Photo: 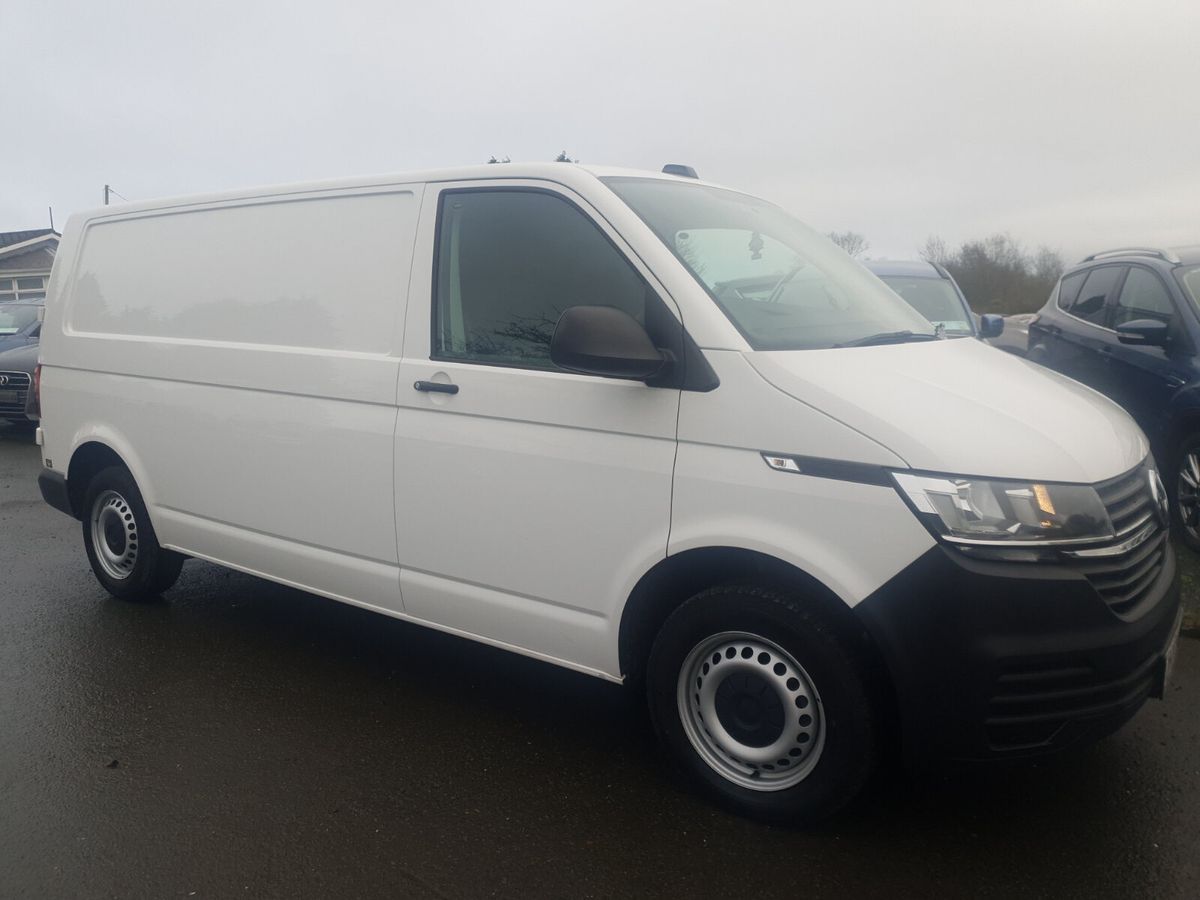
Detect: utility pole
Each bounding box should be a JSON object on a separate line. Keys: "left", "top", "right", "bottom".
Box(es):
{"left": 104, "top": 184, "right": 110, "bottom": 206}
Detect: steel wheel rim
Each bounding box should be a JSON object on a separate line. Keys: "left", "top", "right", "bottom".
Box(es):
{"left": 677, "top": 631, "right": 825, "bottom": 792}
{"left": 90, "top": 490, "right": 139, "bottom": 580}
{"left": 1179, "top": 451, "right": 1200, "bottom": 538}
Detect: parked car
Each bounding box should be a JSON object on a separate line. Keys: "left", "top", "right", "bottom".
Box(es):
{"left": 0, "top": 299, "right": 43, "bottom": 353}
{"left": 863, "top": 259, "right": 1003, "bottom": 340}
{"left": 36, "top": 165, "right": 1181, "bottom": 824}
{"left": 988, "top": 311, "right": 1037, "bottom": 357}
{"left": 1027, "top": 246, "right": 1200, "bottom": 549}
{"left": 0, "top": 339, "right": 39, "bottom": 425}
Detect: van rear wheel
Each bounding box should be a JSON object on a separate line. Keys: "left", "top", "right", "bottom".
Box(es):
{"left": 646, "top": 585, "right": 881, "bottom": 824}
{"left": 82, "top": 466, "right": 184, "bottom": 600}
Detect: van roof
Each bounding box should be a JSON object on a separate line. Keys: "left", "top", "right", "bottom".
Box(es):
{"left": 70, "top": 164, "right": 731, "bottom": 222}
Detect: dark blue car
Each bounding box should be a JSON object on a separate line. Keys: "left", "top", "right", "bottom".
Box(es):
{"left": 1028, "top": 246, "right": 1200, "bottom": 548}
{"left": 0, "top": 300, "right": 43, "bottom": 354}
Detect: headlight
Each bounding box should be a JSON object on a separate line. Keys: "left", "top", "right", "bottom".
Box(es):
{"left": 892, "top": 472, "right": 1112, "bottom": 547}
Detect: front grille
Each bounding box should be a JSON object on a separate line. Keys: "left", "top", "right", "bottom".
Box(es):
{"left": 0, "top": 371, "right": 30, "bottom": 415}
{"left": 1064, "top": 462, "right": 1169, "bottom": 618}
{"left": 1095, "top": 464, "right": 1157, "bottom": 536}
{"left": 1073, "top": 529, "right": 1168, "bottom": 617}
{"left": 986, "top": 651, "right": 1160, "bottom": 750}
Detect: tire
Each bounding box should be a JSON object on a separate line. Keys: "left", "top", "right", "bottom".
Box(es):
{"left": 81, "top": 465, "right": 184, "bottom": 600}
{"left": 646, "top": 585, "right": 882, "bottom": 825}
{"left": 1171, "top": 432, "right": 1200, "bottom": 553}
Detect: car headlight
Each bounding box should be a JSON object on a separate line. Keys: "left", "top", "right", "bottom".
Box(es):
{"left": 892, "top": 472, "right": 1112, "bottom": 549}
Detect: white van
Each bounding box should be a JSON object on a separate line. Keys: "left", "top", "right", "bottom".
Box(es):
{"left": 35, "top": 164, "right": 1182, "bottom": 822}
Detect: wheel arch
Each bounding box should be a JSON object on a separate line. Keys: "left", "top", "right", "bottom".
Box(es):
{"left": 1165, "top": 403, "right": 1200, "bottom": 459}
{"left": 617, "top": 547, "right": 894, "bottom": 701}
{"left": 65, "top": 435, "right": 150, "bottom": 520}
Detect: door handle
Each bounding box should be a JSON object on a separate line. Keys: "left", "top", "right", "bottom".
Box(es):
{"left": 413, "top": 380, "right": 459, "bottom": 395}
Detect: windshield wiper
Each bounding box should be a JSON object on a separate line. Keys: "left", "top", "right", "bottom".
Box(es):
{"left": 834, "top": 330, "right": 941, "bottom": 348}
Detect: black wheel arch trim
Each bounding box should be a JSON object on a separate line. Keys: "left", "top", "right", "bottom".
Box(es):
{"left": 38, "top": 468, "right": 74, "bottom": 518}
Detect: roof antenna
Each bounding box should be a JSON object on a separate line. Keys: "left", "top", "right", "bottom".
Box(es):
{"left": 48, "top": 206, "right": 55, "bottom": 231}
{"left": 662, "top": 164, "right": 699, "bottom": 179}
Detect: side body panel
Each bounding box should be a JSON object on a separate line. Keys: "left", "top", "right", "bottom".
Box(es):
{"left": 670, "top": 350, "right": 937, "bottom": 607}
{"left": 41, "top": 186, "right": 423, "bottom": 613}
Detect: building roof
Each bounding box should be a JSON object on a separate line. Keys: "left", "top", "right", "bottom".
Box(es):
{"left": 0, "top": 229, "right": 58, "bottom": 250}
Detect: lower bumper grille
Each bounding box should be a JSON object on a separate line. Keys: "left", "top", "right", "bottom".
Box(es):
{"left": 986, "top": 651, "right": 1161, "bottom": 750}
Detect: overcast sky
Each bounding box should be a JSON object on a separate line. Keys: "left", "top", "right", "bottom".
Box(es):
{"left": 3, "top": 0, "right": 1197, "bottom": 262}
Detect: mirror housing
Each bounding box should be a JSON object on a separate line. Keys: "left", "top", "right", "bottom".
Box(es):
{"left": 978, "top": 314, "right": 1004, "bottom": 339}
{"left": 551, "top": 306, "right": 667, "bottom": 380}
{"left": 1116, "top": 319, "right": 1169, "bottom": 347}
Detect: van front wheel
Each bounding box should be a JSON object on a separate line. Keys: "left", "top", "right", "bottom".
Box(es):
{"left": 82, "top": 466, "right": 184, "bottom": 600}
{"left": 646, "top": 585, "right": 881, "bottom": 824}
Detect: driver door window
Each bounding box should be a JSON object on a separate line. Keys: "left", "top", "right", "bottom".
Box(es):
{"left": 1113, "top": 267, "right": 1174, "bottom": 328}
{"left": 433, "top": 190, "right": 651, "bottom": 370}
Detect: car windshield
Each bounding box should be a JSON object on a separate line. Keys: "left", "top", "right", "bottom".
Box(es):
{"left": 875, "top": 275, "right": 974, "bottom": 336}
{"left": 0, "top": 305, "right": 40, "bottom": 335}
{"left": 604, "top": 177, "right": 934, "bottom": 350}
{"left": 1176, "top": 266, "right": 1200, "bottom": 308}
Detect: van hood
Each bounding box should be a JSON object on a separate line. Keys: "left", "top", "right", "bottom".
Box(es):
{"left": 748, "top": 339, "right": 1148, "bottom": 484}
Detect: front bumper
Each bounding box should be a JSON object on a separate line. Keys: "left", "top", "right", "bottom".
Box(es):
{"left": 854, "top": 537, "right": 1180, "bottom": 763}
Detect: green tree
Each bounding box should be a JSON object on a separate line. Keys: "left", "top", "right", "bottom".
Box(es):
{"left": 922, "top": 233, "right": 1063, "bottom": 315}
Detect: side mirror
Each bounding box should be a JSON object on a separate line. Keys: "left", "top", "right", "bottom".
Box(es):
{"left": 1116, "top": 319, "right": 1169, "bottom": 347}
{"left": 551, "top": 306, "right": 667, "bottom": 380}
{"left": 978, "top": 314, "right": 1004, "bottom": 339}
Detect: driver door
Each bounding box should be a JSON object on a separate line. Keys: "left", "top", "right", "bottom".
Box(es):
{"left": 392, "top": 182, "right": 683, "bottom": 676}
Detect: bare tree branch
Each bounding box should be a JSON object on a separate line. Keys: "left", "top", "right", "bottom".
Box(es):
{"left": 827, "top": 230, "right": 870, "bottom": 258}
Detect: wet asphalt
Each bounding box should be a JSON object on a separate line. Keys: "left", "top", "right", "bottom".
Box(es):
{"left": 1, "top": 424, "right": 1198, "bottom": 899}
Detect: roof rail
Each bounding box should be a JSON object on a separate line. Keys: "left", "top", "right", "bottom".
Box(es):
{"left": 1080, "top": 247, "right": 1181, "bottom": 264}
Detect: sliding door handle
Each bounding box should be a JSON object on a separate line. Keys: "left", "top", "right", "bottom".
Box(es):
{"left": 413, "top": 380, "right": 459, "bottom": 395}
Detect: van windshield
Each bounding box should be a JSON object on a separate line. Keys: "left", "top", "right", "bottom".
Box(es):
{"left": 604, "top": 177, "right": 934, "bottom": 350}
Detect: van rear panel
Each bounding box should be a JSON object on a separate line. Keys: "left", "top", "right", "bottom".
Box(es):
{"left": 66, "top": 190, "right": 418, "bottom": 352}
{"left": 40, "top": 187, "right": 422, "bottom": 600}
